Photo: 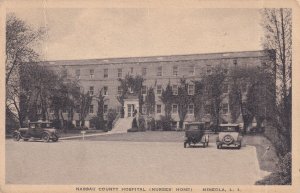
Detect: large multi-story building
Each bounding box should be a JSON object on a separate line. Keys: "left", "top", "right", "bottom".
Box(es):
{"left": 43, "top": 50, "right": 275, "bottom": 128}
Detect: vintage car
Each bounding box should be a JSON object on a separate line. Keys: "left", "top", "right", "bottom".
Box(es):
{"left": 216, "top": 124, "right": 242, "bottom": 149}
{"left": 12, "top": 121, "right": 59, "bottom": 142}
{"left": 184, "top": 122, "right": 209, "bottom": 148}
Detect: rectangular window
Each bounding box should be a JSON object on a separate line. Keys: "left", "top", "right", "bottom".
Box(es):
{"left": 172, "top": 85, "right": 178, "bottom": 95}
{"left": 157, "top": 66, "right": 162, "bottom": 76}
{"left": 103, "top": 86, "right": 108, "bottom": 96}
{"left": 89, "top": 86, "right": 94, "bottom": 96}
{"left": 222, "top": 84, "right": 228, "bottom": 94}
{"left": 104, "top": 104, "right": 108, "bottom": 114}
{"left": 89, "top": 105, "right": 94, "bottom": 114}
{"left": 141, "top": 86, "right": 147, "bottom": 95}
{"left": 130, "top": 67, "right": 134, "bottom": 74}
{"left": 104, "top": 69, "right": 108, "bottom": 78}
{"left": 117, "top": 86, "right": 122, "bottom": 95}
{"left": 118, "top": 68, "right": 122, "bottom": 78}
{"left": 188, "top": 104, "right": 194, "bottom": 114}
{"left": 75, "top": 69, "right": 80, "bottom": 79}
{"left": 222, "top": 103, "right": 229, "bottom": 114}
{"left": 206, "top": 65, "right": 212, "bottom": 75}
{"left": 156, "top": 104, "right": 162, "bottom": 114}
{"left": 173, "top": 66, "right": 178, "bottom": 76}
{"left": 90, "top": 69, "right": 94, "bottom": 79}
{"left": 157, "top": 85, "right": 162, "bottom": 95}
{"left": 49, "top": 108, "right": 54, "bottom": 114}
{"left": 172, "top": 104, "right": 178, "bottom": 114}
{"left": 142, "top": 67, "right": 147, "bottom": 76}
{"left": 233, "top": 59, "right": 237, "bottom": 66}
{"left": 188, "top": 85, "right": 195, "bottom": 95}
{"left": 62, "top": 109, "right": 68, "bottom": 113}
{"left": 189, "top": 65, "right": 195, "bottom": 76}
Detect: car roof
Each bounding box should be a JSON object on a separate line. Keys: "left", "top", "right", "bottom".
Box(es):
{"left": 219, "top": 124, "right": 239, "bottom": 127}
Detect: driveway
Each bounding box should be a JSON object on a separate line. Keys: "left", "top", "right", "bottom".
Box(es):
{"left": 6, "top": 140, "right": 267, "bottom": 185}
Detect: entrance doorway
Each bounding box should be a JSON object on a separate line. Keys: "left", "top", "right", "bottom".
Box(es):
{"left": 127, "top": 104, "right": 135, "bottom": 117}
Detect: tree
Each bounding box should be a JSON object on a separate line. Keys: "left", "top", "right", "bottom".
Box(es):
{"left": 94, "top": 88, "right": 106, "bottom": 130}
{"left": 193, "top": 80, "right": 205, "bottom": 121}
{"left": 203, "top": 68, "right": 227, "bottom": 130}
{"left": 261, "top": 8, "right": 292, "bottom": 154}
{"left": 6, "top": 14, "right": 45, "bottom": 126}
{"left": 78, "top": 92, "right": 93, "bottom": 126}
{"left": 145, "top": 87, "right": 156, "bottom": 116}
{"left": 160, "top": 81, "right": 173, "bottom": 119}
{"left": 175, "top": 79, "right": 193, "bottom": 129}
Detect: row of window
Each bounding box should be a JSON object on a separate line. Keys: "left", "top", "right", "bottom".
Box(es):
{"left": 74, "top": 59, "right": 246, "bottom": 79}
{"left": 87, "top": 83, "right": 248, "bottom": 97}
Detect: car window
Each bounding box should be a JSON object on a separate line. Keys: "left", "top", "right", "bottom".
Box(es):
{"left": 187, "top": 125, "right": 199, "bottom": 130}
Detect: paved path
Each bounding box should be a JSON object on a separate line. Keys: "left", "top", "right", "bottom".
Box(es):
{"left": 6, "top": 140, "right": 268, "bottom": 185}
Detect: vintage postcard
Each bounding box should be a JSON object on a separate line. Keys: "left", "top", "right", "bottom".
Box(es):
{"left": 0, "top": 0, "right": 299, "bottom": 192}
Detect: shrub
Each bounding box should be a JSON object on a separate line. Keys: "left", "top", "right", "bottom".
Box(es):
{"left": 256, "top": 152, "right": 291, "bottom": 185}
{"left": 146, "top": 117, "right": 155, "bottom": 130}
{"left": 90, "top": 116, "right": 106, "bottom": 131}
{"left": 107, "top": 109, "right": 117, "bottom": 131}
{"left": 138, "top": 116, "right": 146, "bottom": 131}
{"left": 160, "top": 116, "right": 173, "bottom": 131}
{"left": 132, "top": 117, "right": 138, "bottom": 128}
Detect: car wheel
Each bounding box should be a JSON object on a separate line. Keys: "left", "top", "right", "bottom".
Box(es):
{"left": 184, "top": 142, "right": 187, "bottom": 148}
{"left": 23, "top": 138, "right": 29, "bottom": 141}
{"left": 42, "top": 133, "right": 50, "bottom": 142}
{"left": 13, "top": 133, "right": 20, "bottom": 141}
{"left": 52, "top": 135, "right": 59, "bottom": 142}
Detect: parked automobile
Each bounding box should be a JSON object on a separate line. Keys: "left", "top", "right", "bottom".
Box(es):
{"left": 216, "top": 124, "right": 242, "bottom": 149}
{"left": 12, "top": 121, "right": 59, "bottom": 142}
{"left": 184, "top": 122, "right": 209, "bottom": 148}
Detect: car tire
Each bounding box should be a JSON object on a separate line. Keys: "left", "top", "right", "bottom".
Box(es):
{"left": 23, "top": 138, "right": 29, "bottom": 141}
{"left": 13, "top": 133, "right": 20, "bottom": 141}
{"left": 42, "top": 133, "right": 50, "bottom": 142}
{"left": 184, "top": 142, "right": 187, "bottom": 148}
{"left": 52, "top": 135, "right": 59, "bottom": 142}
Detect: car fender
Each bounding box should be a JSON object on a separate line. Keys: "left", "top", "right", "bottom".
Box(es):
{"left": 201, "top": 134, "right": 209, "bottom": 143}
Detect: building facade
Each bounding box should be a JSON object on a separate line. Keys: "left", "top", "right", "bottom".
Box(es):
{"left": 43, "top": 50, "right": 275, "bottom": 128}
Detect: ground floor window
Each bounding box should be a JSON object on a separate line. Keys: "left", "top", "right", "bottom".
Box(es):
{"left": 104, "top": 104, "right": 108, "bottom": 114}
{"left": 89, "top": 105, "right": 94, "bottom": 114}
{"left": 188, "top": 104, "right": 194, "bottom": 114}
{"left": 222, "top": 103, "right": 229, "bottom": 114}
{"left": 172, "top": 104, "right": 178, "bottom": 114}
{"left": 156, "top": 104, "right": 162, "bottom": 114}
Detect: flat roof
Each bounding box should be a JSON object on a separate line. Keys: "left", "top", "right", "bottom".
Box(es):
{"left": 40, "top": 50, "right": 272, "bottom": 67}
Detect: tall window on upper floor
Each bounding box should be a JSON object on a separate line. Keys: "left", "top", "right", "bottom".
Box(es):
{"left": 118, "top": 68, "right": 122, "bottom": 78}
{"left": 90, "top": 69, "right": 94, "bottom": 79}
{"left": 117, "top": 86, "right": 122, "bottom": 95}
{"left": 130, "top": 67, "right": 134, "bottom": 74}
{"left": 157, "top": 66, "right": 162, "bottom": 76}
{"left": 172, "top": 104, "right": 178, "bottom": 114}
{"left": 188, "top": 84, "right": 195, "bottom": 95}
{"left": 89, "top": 105, "right": 94, "bottom": 114}
{"left": 104, "top": 69, "right": 108, "bottom": 78}
{"left": 173, "top": 66, "right": 178, "bottom": 76}
{"left": 89, "top": 86, "right": 94, "bottom": 96}
{"left": 204, "top": 104, "right": 211, "bottom": 114}
{"left": 222, "top": 103, "right": 229, "bottom": 114}
{"left": 103, "top": 104, "right": 108, "bottom": 114}
{"left": 103, "top": 86, "right": 108, "bottom": 96}
{"left": 206, "top": 64, "right": 212, "bottom": 75}
{"left": 172, "top": 85, "right": 178, "bottom": 95}
{"left": 189, "top": 65, "right": 195, "bottom": 76}
{"left": 241, "top": 83, "right": 247, "bottom": 93}
{"left": 142, "top": 67, "right": 147, "bottom": 76}
{"left": 75, "top": 69, "right": 80, "bottom": 79}
{"left": 233, "top": 59, "right": 237, "bottom": 66}
{"left": 188, "top": 104, "right": 194, "bottom": 114}
{"left": 157, "top": 85, "right": 162, "bottom": 95}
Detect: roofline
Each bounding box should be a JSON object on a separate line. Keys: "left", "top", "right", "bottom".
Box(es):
{"left": 40, "top": 49, "right": 273, "bottom": 65}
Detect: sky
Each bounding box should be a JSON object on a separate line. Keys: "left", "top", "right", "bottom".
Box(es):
{"left": 9, "top": 8, "right": 264, "bottom": 61}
